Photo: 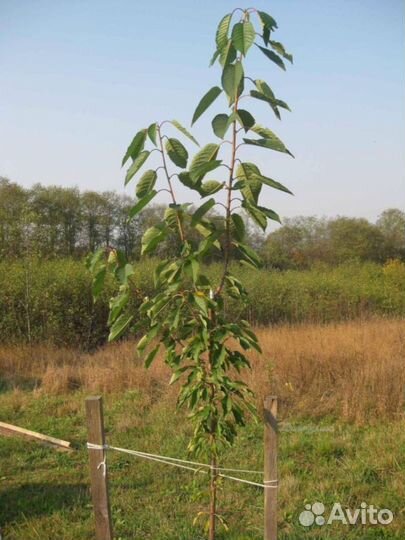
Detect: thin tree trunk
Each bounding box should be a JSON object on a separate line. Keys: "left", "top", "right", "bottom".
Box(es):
{"left": 24, "top": 259, "right": 32, "bottom": 344}
{"left": 209, "top": 453, "right": 218, "bottom": 540}
{"left": 207, "top": 297, "right": 218, "bottom": 540}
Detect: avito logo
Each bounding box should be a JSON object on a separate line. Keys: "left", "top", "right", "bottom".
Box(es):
{"left": 299, "top": 502, "right": 393, "bottom": 527}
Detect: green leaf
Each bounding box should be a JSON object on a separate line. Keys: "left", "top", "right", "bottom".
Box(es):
{"left": 270, "top": 40, "right": 293, "bottom": 63}
{"left": 212, "top": 114, "right": 231, "bottom": 139}
{"left": 244, "top": 136, "right": 291, "bottom": 155}
{"left": 250, "top": 90, "right": 273, "bottom": 104}
{"left": 225, "top": 274, "right": 245, "bottom": 300}
{"left": 197, "top": 230, "right": 221, "bottom": 255}
{"left": 232, "top": 404, "right": 245, "bottom": 424}
{"left": 136, "top": 169, "right": 157, "bottom": 198}
{"left": 259, "top": 206, "right": 281, "bottom": 223}
{"left": 209, "top": 49, "right": 220, "bottom": 66}
{"left": 221, "top": 61, "right": 244, "bottom": 103}
{"left": 128, "top": 190, "right": 157, "bottom": 219}
{"left": 190, "top": 160, "right": 222, "bottom": 182}
{"left": 244, "top": 125, "right": 294, "bottom": 157}
{"left": 165, "top": 138, "right": 188, "bottom": 168}
{"left": 190, "top": 144, "right": 220, "bottom": 182}
{"left": 252, "top": 173, "right": 293, "bottom": 195}
{"left": 254, "top": 79, "right": 275, "bottom": 99}
{"left": 275, "top": 99, "right": 291, "bottom": 111}
{"left": 231, "top": 21, "right": 255, "bottom": 56}
{"left": 235, "top": 242, "right": 263, "bottom": 268}
{"left": 195, "top": 218, "right": 216, "bottom": 236}
{"left": 184, "top": 258, "right": 200, "bottom": 284}
{"left": 169, "top": 366, "right": 190, "bottom": 385}
{"left": 137, "top": 324, "right": 160, "bottom": 354}
{"left": 192, "top": 86, "right": 222, "bottom": 125}
{"left": 251, "top": 125, "right": 279, "bottom": 139}
{"left": 200, "top": 180, "right": 223, "bottom": 196}
{"left": 250, "top": 90, "right": 280, "bottom": 120}
{"left": 113, "top": 249, "right": 127, "bottom": 268}
{"left": 263, "top": 26, "right": 270, "bottom": 46}
{"left": 252, "top": 79, "right": 281, "bottom": 119}
{"left": 108, "top": 291, "right": 129, "bottom": 325}
{"left": 144, "top": 344, "right": 160, "bottom": 368}
{"left": 164, "top": 207, "right": 181, "bottom": 230}
{"left": 191, "top": 198, "right": 216, "bottom": 226}
{"left": 236, "top": 162, "right": 262, "bottom": 203}
{"left": 148, "top": 123, "right": 157, "bottom": 145}
{"left": 257, "top": 46, "right": 286, "bottom": 71}
{"left": 125, "top": 150, "right": 150, "bottom": 185}
{"left": 122, "top": 129, "right": 147, "bottom": 167}
{"left": 87, "top": 247, "right": 105, "bottom": 273}
{"left": 141, "top": 224, "right": 167, "bottom": 255}
{"left": 171, "top": 120, "right": 199, "bottom": 146}
{"left": 191, "top": 259, "right": 200, "bottom": 283}
{"left": 216, "top": 13, "right": 232, "bottom": 50}
{"left": 236, "top": 109, "right": 255, "bottom": 132}
{"left": 170, "top": 305, "right": 181, "bottom": 330}
{"left": 246, "top": 126, "right": 294, "bottom": 156}
{"left": 224, "top": 395, "right": 232, "bottom": 413}
{"left": 178, "top": 172, "right": 201, "bottom": 192}
{"left": 92, "top": 266, "right": 106, "bottom": 298}
{"left": 193, "top": 293, "right": 209, "bottom": 316}
{"left": 219, "top": 40, "right": 237, "bottom": 66}
{"left": 115, "top": 262, "right": 134, "bottom": 286}
{"left": 227, "top": 214, "right": 245, "bottom": 242}
{"left": 242, "top": 200, "right": 267, "bottom": 231}
{"left": 257, "top": 11, "right": 278, "bottom": 31}
{"left": 108, "top": 313, "right": 134, "bottom": 342}
{"left": 230, "top": 213, "right": 245, "bottom": 241}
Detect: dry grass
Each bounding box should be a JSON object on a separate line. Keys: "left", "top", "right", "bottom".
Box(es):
{"left": 249, "top": 319, "right": 405, "bottom": 422}
{"left": 0, "top": 341, "right": 172, "bottom": 396}
{"left": 1, "top": 319, "right": 404, "bottom": 423}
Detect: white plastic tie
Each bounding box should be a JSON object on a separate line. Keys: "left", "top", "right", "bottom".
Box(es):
{"left": 97, "top": 458, "right": 107, "bottom": 478}
{"left": 87, "top": 442, "right": 107, "bottom": 478}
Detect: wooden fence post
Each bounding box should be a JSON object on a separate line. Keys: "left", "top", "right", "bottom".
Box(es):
{"left": 85, "top": 396, "right": 113, "bottom": 540}
{"left": 264, "top": 395, "right": 278, "bottom": 540}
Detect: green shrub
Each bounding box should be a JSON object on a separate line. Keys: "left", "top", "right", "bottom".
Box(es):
{"left": 0, "top": 259, "right": 404, "bottom": 348}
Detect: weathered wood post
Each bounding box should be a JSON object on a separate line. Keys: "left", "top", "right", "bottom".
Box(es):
{"left": 85, "top": 396, "right": 113, "bottom": 540}
{"left": 264, "top": 395, "right": 278, "bottom": 540}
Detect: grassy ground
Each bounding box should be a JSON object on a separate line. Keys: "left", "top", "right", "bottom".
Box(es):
{"left": 1, "top": 319, "right": 405, "bottom": 539}
{"left": 1, "top": 389, "right": 404, "bottom": 539}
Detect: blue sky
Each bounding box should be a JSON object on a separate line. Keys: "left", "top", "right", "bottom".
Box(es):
{"left": 1, "top": 0, "right": 404, "bottom": 223}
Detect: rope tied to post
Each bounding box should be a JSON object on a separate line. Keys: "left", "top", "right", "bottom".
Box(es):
{"left": 86, "top": 442, "right": 278, "bottom": 489}
{"left": 87, "top": 442, "right": 108, "bottom": 478}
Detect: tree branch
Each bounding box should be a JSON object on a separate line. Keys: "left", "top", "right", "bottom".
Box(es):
{"left": 157, "top": 125, "right": 186, "bottom": 243}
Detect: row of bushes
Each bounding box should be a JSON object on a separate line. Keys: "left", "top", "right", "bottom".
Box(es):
{"left": 1, "top": 258, "right": 404, "bottom": 349}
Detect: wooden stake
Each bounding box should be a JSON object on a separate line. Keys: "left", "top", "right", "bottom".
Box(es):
{"left": 85, "top": 396, "right": 113, "bottom": 540}
{"left": 0, "top": 421, "right": 72, "bottom": 451}
{"left": 264, "top": 396, "right": 278, "bottom": 540}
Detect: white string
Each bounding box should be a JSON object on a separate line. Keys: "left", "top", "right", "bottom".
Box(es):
{"left": 219, "top": 473, "right": 277, "bottom": 489}
{"left": 87, "top": 443, "right": 262, "bottom": 475}
{"left": 86, "top": 442, "right": 278, "bottom": 489}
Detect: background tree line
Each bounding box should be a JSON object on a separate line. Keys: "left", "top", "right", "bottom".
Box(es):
{"left": 1, "top": 177, "right": 404, "bottom": 267}
{"left": 262, "top": 210, "right": 405, "bottom": 268}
